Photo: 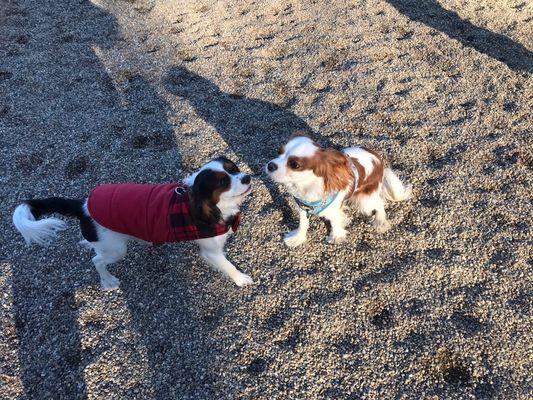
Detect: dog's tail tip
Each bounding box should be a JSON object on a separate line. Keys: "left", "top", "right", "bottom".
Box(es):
{"left": 402, "top": 183, "right": 413, "bottom": 201}
{"left": 382, "top": 168, "right": 412, "bottom": 202}
{"left": 13, "top": 203, "right": 67, "bottom": 246}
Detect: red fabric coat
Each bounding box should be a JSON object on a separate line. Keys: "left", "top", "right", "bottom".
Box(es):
{"left": 87, "top": 183, "right": 240, "bottom": 245}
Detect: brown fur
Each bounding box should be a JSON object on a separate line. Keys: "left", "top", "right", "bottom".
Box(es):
{"left": 285, "top": 140, "right": 384, "bottom": 196}
{"left": 350, "top": 157, "right": 384, "bottom": 196}
{"left": 288, "top": 148, "right": 353, "bottom": 194}
{"left": 313, "top": 149, "right": 353, "bottom": 194}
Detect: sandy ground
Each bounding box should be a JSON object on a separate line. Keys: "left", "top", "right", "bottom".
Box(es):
{"left": 1, "top": 0, "right": 532, "bottom": 399}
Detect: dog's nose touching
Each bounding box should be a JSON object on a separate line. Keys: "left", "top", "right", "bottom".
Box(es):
{"left": 267, "top": 162, "right": 278, "bottom": 172}
{"left": 241, "top": 174, "right": 251, "bottom": 185}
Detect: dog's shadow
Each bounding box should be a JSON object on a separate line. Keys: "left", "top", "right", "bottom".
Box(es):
{"left": 5, "top": 2, "right": 222, "bottom": 399}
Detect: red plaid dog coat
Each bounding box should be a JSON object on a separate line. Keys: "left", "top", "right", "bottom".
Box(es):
{"left": 87, "top": 183, "right": 240, "bottom": 245}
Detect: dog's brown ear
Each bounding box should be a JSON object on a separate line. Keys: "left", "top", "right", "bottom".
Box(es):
{"left": 189, "top": 170, "right": 222, "bottom": 227}
{"left": 312, "top": 149, "right": 352, "bottom": 194}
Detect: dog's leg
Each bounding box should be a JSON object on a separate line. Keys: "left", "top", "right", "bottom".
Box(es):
{"left": 372, "top": 199, "right": 390, "bottom": 233}
{"left": 92, "top": 253, "right": 123, "bottom": 290}
{"left": 79, "top": 239, "right": 92, "bottom": 250}
{"left": 197, "top": 236, "right": 253, "bottom": 287}
{"left": 284, "top": 208, "right": 309, "bottom": 247}
{"left": 323, "top": 206, "right": 349, "bottom": 244}
{"left": 359, "top": 193, "right": 390, "bottom": 233}
{"left": 90, "top": 228, "right": 128, "bottom": 290}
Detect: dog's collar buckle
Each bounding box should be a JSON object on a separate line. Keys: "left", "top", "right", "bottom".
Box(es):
{"left": 174, "top": 185, "right": 188, "bottom": 196}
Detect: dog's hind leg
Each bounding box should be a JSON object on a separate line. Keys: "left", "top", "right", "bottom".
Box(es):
{"left": 358, "top": 192, "right": 390, "bottom": 233}
{"left": 92, "top": 253, "right": 123, "bottom": 290}
{"left": 89, "top": 227, "right": 129, "bottom": 290}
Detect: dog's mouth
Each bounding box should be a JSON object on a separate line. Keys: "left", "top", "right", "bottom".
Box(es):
{"left": 236, "top": 186, "right": 252, "bottom": 197}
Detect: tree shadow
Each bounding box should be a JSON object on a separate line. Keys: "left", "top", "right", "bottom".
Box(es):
{"left": 118, "top": 245, "right": 230, "bottom": 398}
{"left": 164, "top": 66, "right": 323, "bottom": 222}
{"left": 385, "top": 0, "right": 533, "bottom": 73}
{"left": 1, "top": 1, "right": 221, "bottom": 399}
{"left": 2, "top": 1, "right": 120, "bottom": 397}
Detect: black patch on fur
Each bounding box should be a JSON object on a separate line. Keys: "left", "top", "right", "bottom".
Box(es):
{"left": 26, "top": 197, "right": 84, "bottom": 219}
{"left": 80, "top": 216, "right": 98, "bottom": 242}
{"left": 214, "top": 156, "right": 240, "bottom": 175}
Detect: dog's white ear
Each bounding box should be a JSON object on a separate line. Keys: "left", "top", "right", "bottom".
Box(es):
{"left": 288, "top": 130, "right": 312, "bottom": 141}
{"left": 189, "top": 170, "right": 222, "bottom": 227}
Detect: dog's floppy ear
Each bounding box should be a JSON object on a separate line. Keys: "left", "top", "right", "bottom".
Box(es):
{"left": 189, "top": 170, "right": 222, "bottom": 227}
{"left": 313, "top": 149, "right": 352, "bottom": 194}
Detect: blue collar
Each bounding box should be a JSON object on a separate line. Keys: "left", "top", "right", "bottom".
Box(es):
{"left": 293, "top": 191, "right": 339, "bottom": 215}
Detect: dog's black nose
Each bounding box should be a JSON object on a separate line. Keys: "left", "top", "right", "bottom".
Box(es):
{"left": 267, "top": 162, "right": 278, "bottom": 172}
{"left": 241, "top": 174, "right": 251, "bottom": 185}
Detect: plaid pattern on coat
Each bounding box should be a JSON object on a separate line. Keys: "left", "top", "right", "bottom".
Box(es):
{"left": 87, "top": 182, "right": 240, "bottom": 245}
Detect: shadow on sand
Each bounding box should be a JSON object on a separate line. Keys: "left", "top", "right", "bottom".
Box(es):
{"left": 4, "top": 1, "right": 219, "bottom": 399}
{"left": 386, "top": 0, "right": 532, "bottom": 73}
{"left": 164, "top": 66, "right": 325, "bottom": 221}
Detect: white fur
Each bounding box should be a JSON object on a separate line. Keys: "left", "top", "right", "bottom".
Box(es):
{"left": 13, "top": 159, "right": 253, "bottom": 290}
{"left": 382, "top": 168, "right": 412, "bottom": 202}
{"left": 267, "top": 138, "right": 411, "bottom": 245}
{"left": 343, "top": 146, "right": 379, "bottom": 176}
{"left": 12, "top": 204, "right": 66, "bottom": 246}
{"left": 196, "top": 232, "right": 253, "bottom": 287}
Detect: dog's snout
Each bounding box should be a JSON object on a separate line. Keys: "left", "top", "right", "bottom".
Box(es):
{"left": 267, "top": 162, "right": 278, "bottom": 172}
{"left": 241, "top": 174, "right": 251, "bottom": 185}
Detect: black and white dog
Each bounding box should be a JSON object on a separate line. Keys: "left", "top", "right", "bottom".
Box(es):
{"left": 12, "top": 157, "right": 254, "bottom": 289}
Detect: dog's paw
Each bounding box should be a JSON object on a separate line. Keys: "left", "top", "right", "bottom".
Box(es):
{"left": 284, "top": 230, "right": 307, "bottom": 247}
{"left": 100, "top": 276, "right": 120, "bottom": 291}
{"left": 233, "top": 272, "right": 254, "bottom": 287}
{"left": 79, "top": 240, "right": 92, "bottom": 250}
{"left": 327, "top": 231, "right": 347, "bottom": 244}
{"left": 374, "top": 219, "right": 391, "bottom": 233}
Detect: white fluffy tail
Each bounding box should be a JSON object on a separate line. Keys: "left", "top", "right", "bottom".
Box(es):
{"left": 12, "top": 204, "right": 67, "bottom": 246}
{"left": 382, "top": 168, "right": 412, "bottom": 202}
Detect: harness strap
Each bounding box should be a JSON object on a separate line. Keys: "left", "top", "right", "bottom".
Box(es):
{"left": 293, "top": 192, "right": 339, "bottom": 216}
{"left": 347, "top": 156, "right": 359, "bottom": 198}
{"left": 293, "top": 154, "right": 359, "bottom": 216}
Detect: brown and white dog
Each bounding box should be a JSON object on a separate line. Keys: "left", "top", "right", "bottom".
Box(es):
{"left": 266, "top": 134, "right": 412, "bottom": 246}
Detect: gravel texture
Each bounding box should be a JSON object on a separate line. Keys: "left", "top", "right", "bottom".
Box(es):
{"left": 1, "top": 0, "right": 532, "bottom": 399}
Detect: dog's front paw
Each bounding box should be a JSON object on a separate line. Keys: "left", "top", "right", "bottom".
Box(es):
{"left": 374, "top": 219, "right": 391, "bottom": 233}
{"left": 284, "top": 230, "right": 307, "bottom": 247}
{"left": 100, "top": 276, "right": 120, "bottom": 291}
{"left": 327, "top": 231, "right": 347, "bottom": 244}
{"left": 79, "top": 240, "right": 92, "bottom": 250}
{"left": 233, "top": 272, "right": 254, "bottom": 287}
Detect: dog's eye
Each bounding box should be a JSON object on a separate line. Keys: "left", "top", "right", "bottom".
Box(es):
{"left": 288, "top": 160, "right": 300, "bottom": 170}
